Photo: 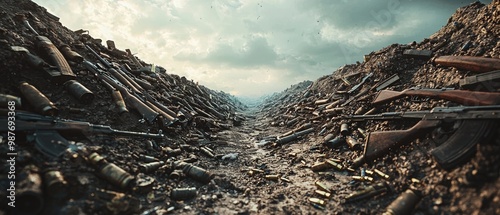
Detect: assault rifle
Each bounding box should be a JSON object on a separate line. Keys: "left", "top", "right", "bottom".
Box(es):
{"left": 372, "top": 87, "right": 500, "bottom": 106}
{"left": 346, "top": 105, "right": 500, "bottom": 169}
{"left": 0, "top": 109, "right": 163, "bottom": 158}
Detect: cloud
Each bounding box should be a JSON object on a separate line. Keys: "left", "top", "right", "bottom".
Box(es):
{"left": 33, "top": 0, "right": 491, "bottom": 98}
{"left": 175, "top": 36, "right": 278, "bottom": 68}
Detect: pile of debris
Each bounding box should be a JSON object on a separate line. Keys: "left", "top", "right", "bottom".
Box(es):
{"left": 257, "top": 1, "right": 500, "bottom": 214}
{"left": 0, "top": 0, "right": 246, "bottom": 214}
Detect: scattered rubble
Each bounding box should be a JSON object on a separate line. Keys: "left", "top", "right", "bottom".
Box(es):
{"left": 0, "top": 0, "right": 499, "bottom": 214}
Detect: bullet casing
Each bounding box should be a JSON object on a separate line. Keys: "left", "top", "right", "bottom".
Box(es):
{"left": 171, "top": 187, "right": 197, "bottom": 200}
{"left": 43, "top": 170, "right": 68, "bottom": 198}
{"left": 315, "top": 181, "right": 331, "bottom": 192}
{"left": 59, "top": 44, "right": 84, "bottom": 63}
{"left": 18, "top": 82, "right": 58, "bottom": 116}
{"left": 63, "top": 80, "right": 95, "bottom": 103}
{"left": 345, "top": 182, "right": 388, "bottom": 202}
{"left": 309, "top": 197, "right": 326, "bottom": 206}
{"left": 326, "top": 160, "right": 343, "bottom": 170}
{"left": 139, "top": 161, "right": 165, "bottom": 173}
{"left": 169, "top": 170, "right": 184, "bottom": 181}
{"left": 264, "top": 174, "right": 279, "bottom": 181}
{"left": 374, "top": 169, "right": 390, "bottom": 179}
{"left": 325, "top": 136, "right": 345, "bottom": 148}
{"left": 384, "top": 189, "right": 422, "bottom": 215}
{"left": 89, "top": 153, "right": 134, "bottom": 189}
{"left": 315, "top": 190, "right": 331, "bottom": 198}
{"left": 340, "top": 123, "right": 349, "bottom": 136}
{"left": 110, "top": 90, "right": 128, "bottom": 114}
{"left": 345, "top": 136, "right": 361, "bottom": 150}
{"left": 311, "top": 161, "right": 329, "bottom": 172}
{"left": 183, "top": 164, "right": 213, "bottom": 183}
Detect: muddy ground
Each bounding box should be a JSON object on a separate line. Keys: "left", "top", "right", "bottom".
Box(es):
{"left": 1, "top": 0, "right": 500, "bottom": 215}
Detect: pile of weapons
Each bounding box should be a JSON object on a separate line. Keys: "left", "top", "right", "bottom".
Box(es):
{"left": 0, "top": 13, "right": 240, "bottom": 215}
{"left": 268, "top": 51, "right": 500, "bottom": 213}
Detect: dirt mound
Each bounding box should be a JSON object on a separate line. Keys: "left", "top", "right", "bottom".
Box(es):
{"left": 258, "top": 1, "right": 500, "bottom": 214}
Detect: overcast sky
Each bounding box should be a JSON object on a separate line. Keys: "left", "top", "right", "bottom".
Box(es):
{"left": 33, "top": 0, "right": 490, "bottom": 98}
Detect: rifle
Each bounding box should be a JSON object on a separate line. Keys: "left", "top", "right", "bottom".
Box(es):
{"left": 14, "top": 14, "right": 76, "bottom": 84}
{"left": 83, "top": 60, "right": 159, "bottom": 123}
{"left": 84, "top": 46, "right": 178, "bottom": 125}
{"left": 0, "top": 109, "right": 164, "bottom": 158}
{"left": 432, "top": 55, "right": 500, "bottom": 73}
{"left": 372, "top": 87, "right": 500, "bottom": 106}
{"left": 346, "top": 105, "right": 500, "bottom": 169}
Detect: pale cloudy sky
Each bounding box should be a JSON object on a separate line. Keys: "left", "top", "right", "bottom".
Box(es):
{"left": 33, "top": 0, "right": 490, "bottom": 98}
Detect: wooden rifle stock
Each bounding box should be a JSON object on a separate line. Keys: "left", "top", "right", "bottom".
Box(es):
{"left": 363, "top": 120, "right": 441, "bottom": 163}
{"left": 373, "top": 89, "right": 500, "bottom": 106}
{"left": 433, "top": 56, "right": 500, "bottom": 73}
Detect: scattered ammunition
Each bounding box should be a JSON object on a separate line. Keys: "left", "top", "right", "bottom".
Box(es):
{"left": 43, "top": 170, "right": 68, "bottom": 198}
{"left": 280, "top": 177, "right": 291, "bottom": 183}
{"left": 341, "top": 76, "right": 351, "bottom": 86}
{"left": 250, "top": 168, "right": 264, "bottom": 173}
{"left": 286, "top": 118, "right": 299, "bottom": 127}
{"left": 326, "top": 159, "right": 343, "bottom": 170}
{"left": 183, "top": 164, "right": 213, "bottom": 183}
{"left": 93, "top": 189, "right": 141, "bottom": 213}
{"left": 345, "top": 136, "right": 361, "bottom": 150}
{"left": 200, "top": 146, "right": 215, "bottom": 158}
{"left": 171, "top": 187, "right": 197, "bottom": 201}
{"left": 361, "top": 168, "right": 366, "bottom": 177}
{"left": 63, "top": 80, "right": 95, "bottom": 103}
{"left": 323, "top": 107, "right": 344, "bottom": 113}
{"left": 311, "top": 161, "right": 330, "bottom": 172}
{"left": 345, "top": 182, "right": 388, "bottom": 203}
{"left": 264, "top": 174, "right": 280, "bottom": 181}
{"left": 169, "top": 170, "right": 184, "bottom": 181}
{"left": 354, "top": 106, "right": 367, "bottom": 115}
{"left": 330, "top": 158, "right": 342, "bottom": 163}
{"left": 315, "top": 190, "right": 331, "bottom": 198}
{"left": 19, "top": 81, "right": 59, "bottom": 116}
{"left": 139, "top": 154, "right": 159, "bottom": 162}
{"left": 383, "top": 189, "right": 422, "bottom": 215}
{"left": 0, "top": 94, "right": 22, "bottom": 108}
{"left": 16, "top": 165, "right": 44, "bottom": 215}
{"left": 363, "top": 107, "right": 379, "bottom": 115}
{"left": 309, "top": 197, "right": 326, "bottom": 207}
{"left": 315, "top": 181, "right": 331, "bottom": 193}
{"left": 357, "top": 128, "right": 368, "bottom": 138}
{"left": 325, "top": 136, "right": 345, "bottom": 148}
{"left": 352, "top": 175, "right": 365, "bottom": 181}
{"left": 247, "top": 169, "right": 255, "bottom": 176}
{"left": 411, "top": 178, "right": 421, "bottom": 184}
{"left": 315, "top": 98, "right": 330, "bottom": 106}
{"left": 322, "top": 133, "right": 335, "bottom": 144}
{"left": 88, "top": 152, "right": 134, "bottom": 189}
{"left": 165, "top": 147, "right": 183, "bottom": 156}
{"left": 365, "top": 169, "right": 374, "bottom": 175}
{"left": 346, "top": 167, "right": 356, "bottom": 172}
{"left": 139, "top": 161, "right": 165, "bottom": 173}
{"left": 374, "top": 169, "right": 390, "bottom": 180}
{"left": 340, "top": 123, "right": 349, "bottom": 136}
{"left": 59, "top": 44, "right": 84, "bottom": 62}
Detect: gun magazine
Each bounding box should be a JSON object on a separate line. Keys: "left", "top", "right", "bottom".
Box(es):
{"left": 430, "top": 120, "right": 495, "bottom": 170}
